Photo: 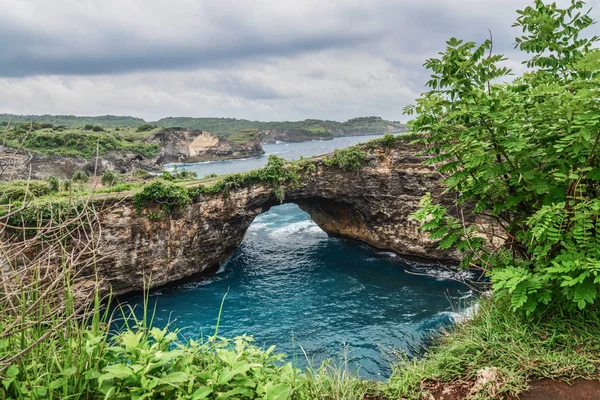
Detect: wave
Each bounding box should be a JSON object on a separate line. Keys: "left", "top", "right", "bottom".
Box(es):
{"left": 447, "top": 303, "right": 479, "bottom": 323}
{"left": 407, "top": 265, "right": 479, "bottom": 282}
{"left": 246, "top": 221, "right": 273, "bottom": 232}
{"left": 268, "top": 220, "right": 327, "bottom": 239}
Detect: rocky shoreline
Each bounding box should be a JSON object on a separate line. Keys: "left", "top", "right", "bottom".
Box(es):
{"left": 0, "top": 129, "right": 264, "bottom": 180}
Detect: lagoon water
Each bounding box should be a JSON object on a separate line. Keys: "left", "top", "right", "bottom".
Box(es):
{"left": 122, "top": 134, "right": 473, "bottom": 379}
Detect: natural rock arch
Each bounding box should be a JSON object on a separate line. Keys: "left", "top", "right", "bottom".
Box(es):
{"left": 95, "top": 143, "right": 464, "bottom": 296}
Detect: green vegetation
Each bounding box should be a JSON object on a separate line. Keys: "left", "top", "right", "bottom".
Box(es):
{"left": 323, "top": 146, "right": 367, "bottom": 172}
{"left": 0, "top": 115, "right": 404, "bottom": 141}
{"left": 2, "top": 2, "right": 600, "bottom": 399}
{"left": 46, "top": 176, "right": 60, "bottom": 192}
{"left": 383, "top": 298, "right": 600, "bottom": 399}
{"left": 1, "top": 123, "right": 160, "bottom": 159}
{"left": 72, "top": 170, "right": 89, "bottom": 184}
{"left": 153, "top": 116, "right": 403, "bottom": 138}
{"left": 227, "top": 128, "right": 263, "bottom": 144}
{"left": 164, "top": 167, "right": 198, "bottom": 181}
{"left": 136, "top": 123, "right": 156, "bottom": 132}
{"left": 133, "top": 179, "right": 192, "bottom": 219}
{"left": 101, "top": 170, "right": 119, "bottom": 187}
{"left": 406, "top": 0, "right": 600, "bottom": 314}
{"left": 188, "top": 155, "right": 306, "bottom": 203}
{"left": 0, "top": 180, "right": 54, "bottom": 204}
{"left": 0, "top": 114, "right": 144, "bottom": 127}
{"left": 0, "top": 115, "right": 404, "bottom": 159}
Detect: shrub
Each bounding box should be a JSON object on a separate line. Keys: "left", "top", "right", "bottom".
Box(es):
{"left": 92, "top": 126, "right": 104, "bottom": 132}
{"left": 174, "top": 169, "right": 198, "bottom": 180}
{"left": 131, "top": 168, "right": 151, "bottom": 180}
{"left": 101, "top": 170, "right": 119, "bottom": 187}
{"left": 0, "top": 180, "right": 51, "bottom": 204}
{"left": 84, "top": 124, "right": 94, "bottom": 130}
{"left": 161, "top": 170, "right": 174, "bottom": 181}
{"left": 406, "top": 0, "right": 600, "bottom": 314}
{"left": 323, "top": 146, "right": 366, "bottom": 172}
{"left": 46, "top": 176, "right": 60, "bottom": 192}
{"left": 133, "top": 179, "right": 191, "bottom": 216}
{"left": 72, "top": 170, "right": 89, "bottom": 184}
{"left": 136, "top": 123, "right": 155, "bottom": 132}
{"left": 381, "top": 132, "right": 396, "bottom": 148}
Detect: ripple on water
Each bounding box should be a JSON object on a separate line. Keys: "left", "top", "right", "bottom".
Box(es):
{"left": 119, "top": 203, "right": 474, "bottom": 379}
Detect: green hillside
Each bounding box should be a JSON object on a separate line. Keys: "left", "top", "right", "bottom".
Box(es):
{"left": 155, "top": 116, "right": 404, "bottom": 137}
{"left": 0, "top": 114, "right": 144, "bottom": 128}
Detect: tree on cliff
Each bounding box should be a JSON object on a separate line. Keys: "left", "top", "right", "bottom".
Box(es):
{"left": 406, "top": 0, "right": 600, "bottom": 314}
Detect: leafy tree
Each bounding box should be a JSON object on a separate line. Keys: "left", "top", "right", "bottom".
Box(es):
{"left": 406, "top": 0, "right": 600, "bottom": 314}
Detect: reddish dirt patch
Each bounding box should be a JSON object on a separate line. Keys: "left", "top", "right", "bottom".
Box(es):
{"left": 520, "top": 379, "right": 600, "bottom": 400}
{"left": 425, "top": 381, "right": 472, "bottom": 400}
{"left": 366, "top": 378, "right": 600, "bottom": 399}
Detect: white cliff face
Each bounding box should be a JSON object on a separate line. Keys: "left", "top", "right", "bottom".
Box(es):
{"left": 154, "top": 129, "right": 264, "bottom": 164}
{"left": 187, "top": 132, "right": 220, "bottom": 157}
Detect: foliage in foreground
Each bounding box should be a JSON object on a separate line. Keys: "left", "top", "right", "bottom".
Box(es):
{"left": 0, "top": 190, "right": 367, "bottom": 400}
{"left": 383, "top": 298, "right": 600, "bottom": 399}
{"left": 406, "top": 0, "right": 600, "bottom": 314}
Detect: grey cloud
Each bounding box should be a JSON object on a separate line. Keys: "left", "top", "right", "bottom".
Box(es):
{"left": 0, "top": 0, "right": 381, "bottom": 77}
{"left": 0, "top": 0, "right": 598, "bottom": 121}
{"left": 0, "top": 0, "right": 541, "bottom": 78}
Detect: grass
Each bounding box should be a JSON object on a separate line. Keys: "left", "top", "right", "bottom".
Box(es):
{"left": 2, "top": 135, "right": 600, "bottom": 399}
{"left": 228, "top": 129, "right": 263, "bottom": 144}
{"left": 381, "top": 298, "right": 600, "bottom": 399}
{"left": 0, "top": 190, "right": 368, "bottom": 399}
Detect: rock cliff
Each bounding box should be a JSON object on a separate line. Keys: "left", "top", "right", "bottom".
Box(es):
{"left": 93, "top": 142, "right": 473, "bottom": 295}
{"left": 153, "top": 129, "right": 264, "bottom": 164}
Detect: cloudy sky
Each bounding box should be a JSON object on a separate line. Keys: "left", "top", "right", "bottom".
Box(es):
{"left": 0, "top": 0, "right": 598, "bottom": 122}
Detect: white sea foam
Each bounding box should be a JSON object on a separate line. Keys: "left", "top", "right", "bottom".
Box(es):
{"left": 448, "top": 303, "right": 479, "bottom": 323}
{"left": 408, "top": 265, "right": 479, "bottom": 282}
{"left": 268, "top": 220, "right": 326, "bottom": 239}
{"left": 246, "top": 221, "right": 272, "bottom": 232}
{"left": 376, "top": 251, "right": 398, "bottom": 258}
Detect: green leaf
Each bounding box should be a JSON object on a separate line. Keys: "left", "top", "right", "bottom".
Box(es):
{"left": 192, "top": 387, "right": 213, "bottom": 399}
{"left": 103, "top": 364, "right": 134, "bottom": 379}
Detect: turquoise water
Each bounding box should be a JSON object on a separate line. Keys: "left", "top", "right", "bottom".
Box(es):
{"left": 119, "top": 204, "right": 473, "bottom": 379}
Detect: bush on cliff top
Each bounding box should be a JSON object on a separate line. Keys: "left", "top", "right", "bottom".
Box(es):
{"left": 189, "top": 155, "right": 303, "bottom": 200}
{"left": 323, "top": 145, "right": 366, "bottom": 172}
{"left": 133, "top": 179, "right": 191, "bottom": 217}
